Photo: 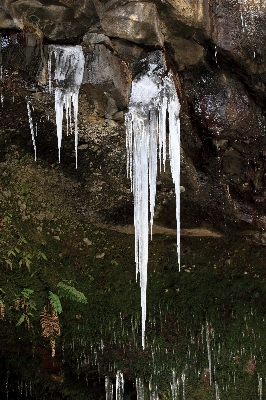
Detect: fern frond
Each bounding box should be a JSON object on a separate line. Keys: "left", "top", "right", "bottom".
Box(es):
{"left": 57, "top": 282, "right": 87, "bottom": 304}
{"left": 21, "top": 288, "right": 34, "bottom": 299}
{"left": 48, "top": 291, "right": 62, "bottom": 314}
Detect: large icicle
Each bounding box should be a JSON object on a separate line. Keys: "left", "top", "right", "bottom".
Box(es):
{"left": 126, "top": 58, "right": 181, "bottom": 348}
{"left": 48, "top": 45, "right": 85, "bottom": 167}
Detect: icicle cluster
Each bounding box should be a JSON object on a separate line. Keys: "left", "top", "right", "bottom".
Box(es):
{"left": 48, "top": 45, "right": 85, "bottom": 167}
{"left": 238, "top": 0, "right": 265, "bottom": 41}
{"left": 125, "top": 62, "right": 181, "bottom": 348}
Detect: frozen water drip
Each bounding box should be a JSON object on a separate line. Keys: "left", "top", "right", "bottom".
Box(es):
{"left": 48, "top": 45, "right": 85, "bottom": 167}
{"left": 125, "top": 57, "right": 181, "bottom": 347}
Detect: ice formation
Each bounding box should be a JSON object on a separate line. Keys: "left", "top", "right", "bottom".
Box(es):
{"left": 170, "top": 370, "right": 179, "bottom": 400}
{"left": 26, "top": 100, "right": 36, "bottom": 161}
{"left": 105, "top": 376, "right": 113, "bottom": 399}
{"left": 48, "top": 45, "right": 85, "bottom": 167}
{"left": 237, "top": 0, "right": 265, "bottom": 38}
{"left": 125, "top": 60, "right": 181, "bottom": 347}
{"left": 115, "top": 371, "right": 124, "bottom": 400}
{"left": 136, "top": 378, "right": 145, "bottom": 399}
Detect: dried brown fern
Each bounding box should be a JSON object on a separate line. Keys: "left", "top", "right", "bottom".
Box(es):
{"left": 0, "top": 301, "right": 4, "bottom": 319}
{"left": 40, "top": 304, "right": 61, "bottom": 357}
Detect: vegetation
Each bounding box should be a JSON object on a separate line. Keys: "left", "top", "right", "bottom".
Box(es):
{"left": 1, "top": 143, "right": 266, "bottom": 399}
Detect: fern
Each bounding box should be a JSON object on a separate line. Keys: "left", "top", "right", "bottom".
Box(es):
{"left": 57, "top": 282, "right": 88, "bottom": 304}
{"left": 48, "top": 291, "right": 62, "bottom": 314}
{"left": 21, "top": 288, "right": 34, "bottom": 299}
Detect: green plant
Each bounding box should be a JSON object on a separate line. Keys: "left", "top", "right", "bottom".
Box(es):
{"left": 48, "top": 291, "right": 62, "bottom": 314}
{"left": 57, "top": 282, "right": 88, "bottom": 304}
{"left": 18, "top": 251, "right": 32, "bottom": 270}
{"left": 14, "top": 288, "right": 36, "bottom": 329}
{"left": 21, "top": 182, "right": 30, "bottom": 203}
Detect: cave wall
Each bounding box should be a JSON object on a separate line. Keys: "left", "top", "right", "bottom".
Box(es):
{"left": 1, "top": 0, "right": 266, "bottom": 231}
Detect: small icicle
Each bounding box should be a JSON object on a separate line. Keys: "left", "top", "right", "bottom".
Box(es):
{"left": 206, "top": 321, "right": 212, "bottom": 386}
{"left": 149, "top": 380, "right": 159, "bottom": 400}
{"left": 258, "top": 374, "right": 263, "bottom": 400}
{"left": 115, "top": 371, "right": 124, "bottom": 400}
{"left": 181, "top": 373, "right": 186, "bottom": 400}
{"left": 105, "top": 376, "right": 113, "bottom": 400}
{"left": 48, "top": 45, "right": 84, "bottom": 167}
{"left": 136, "top": 377, "right": 145, "bottom": 400}
{"left": 215, "top": 381, "right": 220, "bottom": 400}
{"left": 26, "top": 99, "right": 37, "bottom": 161}
{"left": 170, "top": 370, "right": 179, "bottom": 400}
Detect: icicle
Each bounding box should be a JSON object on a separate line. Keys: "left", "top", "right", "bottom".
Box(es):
{"left": 115, "top": 371, "right": 124, "bottom": 400}
{"left": 170, "top": 370, "right": 179, "bottom": 400}
{"left": 164, "top": 74, "right": 181, "bottom": 269}
{"left": 181, "top": 373, "right": 186, "bottom": 400}
{"left": 206, "top": 321, "right": 212, "bottom": 386}
{"left": 48, "top": 45, "right": 85, "bottom": 168}
{"left": 125, "top": 57, "right": 181, "bottom": 348}
{"left": 136, "top": 377, "right": 145, "bottom": 400}
{"left": 149, "top": 380, "right": 159, "bottom": 400}
{"left": 258, "top": 375, "right": 263, "bottom": 400}
{"left": 26, "top": 100, "right": 37, "bottom": 161}
{"left": 215, "top": 382, "right": 220, "bottom": 400}
{"left": 105, "top": 376, "right": 113, "bottom": 400}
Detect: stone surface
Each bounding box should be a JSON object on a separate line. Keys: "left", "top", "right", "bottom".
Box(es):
{"left": 100, "top": 2, "right": 164, "bottom": 47}
{"left": 2, "top": 0, "right": 99, "bottom": 40}
{"left": 166, "top": 36, "right": 205, "bottom": 70}
{"left": 0, "top": 9, "right": 16, "bottom": 29}
{"left": 82, "top": 43, "right": 131, "bottom": 116}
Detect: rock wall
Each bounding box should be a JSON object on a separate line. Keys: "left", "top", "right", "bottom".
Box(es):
{"left": 1, "top": 0, "right": 266, "bottom": 231}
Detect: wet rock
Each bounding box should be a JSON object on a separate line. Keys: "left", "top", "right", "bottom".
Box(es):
{"left": 244, "top": 358, "right": 256, "bottom": 376}
{"left": 100, "top": 2, "right": 164, "bottom": 47}
{"left": 95, "top": 252, "right": 105, "bottom": 259}
{"left": 166, "top": 36, "right": 205, "bottom": 71}
{"left": 3, "top": 0, "right": 99, "bottom": 41}
{"left": 0, "top": 9, "right": 16, "bottom": 29}
{"left": 83, "top": 32, "right": 112, "bottom": 50}
{"left": 83, "top": 238, "right": 92, "bottom": 246}
{"left": 77, "top": 144, "right": 88, "bottom": 150}
{"left": 83, "top": 43, "right": 131, "bottom": 117}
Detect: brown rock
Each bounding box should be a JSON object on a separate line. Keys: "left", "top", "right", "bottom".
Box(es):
{"left": 244, "top": 358, "right": 256, "bottom": 376}
{"left": 83, "top": 43, "right": 131, "bottom": 116}
{"left": 101, "top": 2, "right": 164, "bottom": 47}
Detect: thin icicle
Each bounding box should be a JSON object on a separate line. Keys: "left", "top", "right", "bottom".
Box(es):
{"left": 149, "top": 380, "right": 159, "bottom": 400}
{"left": 258, "top": 375, "right": 263, "bottom": 400}
{"left": 170, "top": 370, "right": 179, "bottom": 400}
{"left": 48, "top": 45, "right": 84, "bottom": 168}
{"left": 165, "top": 74, "right": 181, "bottom": 269}
{"left": 206, "top": 321, "right": 212, "bottom": 386}
{"left": 115, "top": 371, "right": 124, "bottom": 400}
{"left": 26, "top": 100, "right": 37, "bottom": 161}
{"left": 105, "top": 376, "right": 113, "bottom": 400}
{"left": 136, "top": 377, "right": 145, "bottom": 400}
{"left": 125, "top": 57, "right": 181, "bottom": 348}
